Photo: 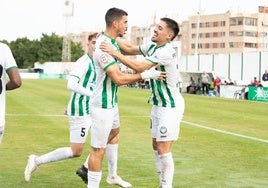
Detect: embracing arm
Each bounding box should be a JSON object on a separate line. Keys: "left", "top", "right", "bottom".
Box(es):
{"left": 100, "top": 42, "right": 154, "bottom": 72}
{"left": 106, "top": 64, "right": 165, "bottom": 86}
{"left": 116, "top": 37, "right": 141, "bottom": 55}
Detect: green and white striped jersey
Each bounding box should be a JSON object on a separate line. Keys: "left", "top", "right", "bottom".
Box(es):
{"left": 67, "top": 53, "right": 96, "bottom": 116}
{"left": 140, "top": 42, "right": 182, "bottom": 108}
{"left": 91, "top": 33, "right": 121, "bottom": 109}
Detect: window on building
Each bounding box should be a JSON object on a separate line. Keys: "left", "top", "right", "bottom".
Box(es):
{"left": 205, "top": 22, "right": 210, "bottom": 27}
{"left": 229, "top": 31, "right": 234, "bottom": 37}
{"left": 245, "top": 31, "right": 257, "bottom": 37}
{"left": 192, "top": 23, "right": 197, "bottom": 28}
{"left": 230, "top": 17, "right": 243, "bottom": 26}
{"left": 221, "top": 21, "right": 226, "bottom": 26}
{"left": 205, "top": 33, "right": 210, "bottom": 38}
{"left": 229, "top": 42, "right": 234, "bottom": 48}
{"left": 238, "top": 18, "right": 243, "bottom": 25}
{"left": 245, "top": 18, "right": 257, "bottom": 26}
{"left": 245, "top": 43, "right": 257, "bottom": 48}
{"left": 191, "top": 44, "right": 195, "bottom": 49}
{"left": 213, "top": 32, "right": 218, "bottom": 37}
{"left": 213, "top": 22, "right": 218, "bottom": 27}
{"left": 192, "top": 34, "right": 196, "bottom": 38}
{"left": 220, "top": 43, "right": 225, "bottom": 48}
{"left": 213, "top": 43, "right": 217, "bottom": 48}
{"left": 237, "top": 31, "right": 243, "bottom": 36}
{"left": 221, "top": 32, "right": 226, "bottom": 37}
{"left": 262, "top": 32, "right": 267, "bottom": 37}
{"left": 205, "top": 43, "right": 209, "bottom": 48}
{"left": 261, "top": 43, "right": 268, "bottom": 49}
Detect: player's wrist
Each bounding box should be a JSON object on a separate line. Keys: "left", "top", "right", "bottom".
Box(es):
{"left": 141, "top": 70, "right": 149, "bottom": 79}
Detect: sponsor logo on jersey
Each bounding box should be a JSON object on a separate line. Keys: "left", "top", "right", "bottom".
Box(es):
{"left": 100, "top": 54, "right": 109, "bottom": 67}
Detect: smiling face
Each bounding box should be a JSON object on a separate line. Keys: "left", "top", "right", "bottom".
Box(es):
{"left": 151, "top": 20, "right": 174, "bottom": 46}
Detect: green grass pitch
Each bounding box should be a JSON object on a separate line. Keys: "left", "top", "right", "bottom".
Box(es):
{"left": 1, "top": 79, "right": 267, "bottom": 188}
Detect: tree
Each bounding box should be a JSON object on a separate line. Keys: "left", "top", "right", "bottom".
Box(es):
{"left": 38, "top": 33, "right": 63, "bottom": 63}
{"left": 1, "top": 33, "right": 84, "bottom": 68}
{"left": 71, "top": 41, "right": 84, "bottom": 62}
{"left": 9, "top": 38, "right": 39, "bottom": 68}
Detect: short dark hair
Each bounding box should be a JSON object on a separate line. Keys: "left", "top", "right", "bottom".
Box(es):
{"left": 105, "top": 7, "right": 128, "bottom": 27}
{"left": 160, "top": 17, "right": 179, "bottom": 41}
{"left": 88, "top": 32, "right": 98, "bottom": 41}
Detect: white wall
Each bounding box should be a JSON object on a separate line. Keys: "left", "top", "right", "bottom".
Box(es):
{"left": 34, "top": 62, "right": 74, "bottom": 74}
{"left": 180, "top": 51, "right": 268, "bottom": 85}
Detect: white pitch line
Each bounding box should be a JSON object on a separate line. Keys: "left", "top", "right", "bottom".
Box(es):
{"left": 5, "top": 114, "right": 268, "bottom": 144}
{"left": 182, "top": 120, "right": 268, "bottom": 144}
{"left": 6, "top": 114, "right": 66, "bottom": 117}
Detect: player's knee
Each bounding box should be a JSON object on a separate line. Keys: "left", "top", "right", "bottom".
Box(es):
{"left": 71, "top": 145, "right": 84, "bottom": 157}
{"left": 72, "top": 149, "right": 83, "bottom": 157}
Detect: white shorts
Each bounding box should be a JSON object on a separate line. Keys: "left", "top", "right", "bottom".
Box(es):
{"left": 68, "top": 115, "right": 92, "bottom": 143}
{"left": 90, "top": 105, "right": 120, "bottom": 148}
{"left": 151, "top": 103, "right": 185, "bottom": 142}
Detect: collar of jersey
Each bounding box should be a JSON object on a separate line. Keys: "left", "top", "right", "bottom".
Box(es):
{"left": 101, "top": 33, "right": 120, "bottom": 52}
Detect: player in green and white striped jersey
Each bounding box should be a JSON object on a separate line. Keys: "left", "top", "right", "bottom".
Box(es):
{"left": 87, "top": 8, "right": 165, "bottom": 188}
{"left": 24, "top": 33, "right": 98, "bottom": 183}
{"left": 100, "top": 17, "right": 185, "bottom": 188}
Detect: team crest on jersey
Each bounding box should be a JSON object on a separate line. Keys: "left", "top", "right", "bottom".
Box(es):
{"left": 100, "top": 54, "right": 109, "bottom": 67}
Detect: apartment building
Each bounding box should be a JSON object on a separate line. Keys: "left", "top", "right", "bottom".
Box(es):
{"left": 68, "top": 6, "right": 268, "bottom": 57}
{"left": 181, "top": 6, "right": 268, "bottom": 55}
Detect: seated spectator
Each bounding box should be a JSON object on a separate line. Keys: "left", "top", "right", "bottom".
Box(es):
{"left": 248, "top": 77, "right": 262, "bottom": 87}
{"left": 195, "top": 78, "right": 202, "bottom": 94}
{"left": 186, "top": 76, "right": 196, "bottom": 93}
{"left": 209, "top": 77, "right": 215, "bottom": 90}
{"left": 253, "top": 77, "right": 259, "bottom": 86}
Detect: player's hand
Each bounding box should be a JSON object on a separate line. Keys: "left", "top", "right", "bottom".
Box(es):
{"left": 100, "top": 42, "right": 116, "bottom": 57}
{"left": 63, "top": 109, "right": 67, "bottom": 115}
{"left": 141, "top": 66, "right": 166, "bottom": 81}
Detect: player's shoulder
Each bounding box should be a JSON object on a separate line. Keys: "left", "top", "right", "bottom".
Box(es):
{"left": 75, "top": 54, "right": 89, "bottom": 63}
{"left": 0, "top": 42, "right": 10, "bottom": 51}
{"left": 158, "top": 42, "right": 175, "bottom": 54}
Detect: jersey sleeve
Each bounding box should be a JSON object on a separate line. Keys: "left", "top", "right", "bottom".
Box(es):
{"left": 149, "top": 46, "right": 174, "bottom": 66}
{"left": 1, "top": 43, "right": 17, "bottom": 71}
{"left": 95, "top": 38, "right": 117, "bottom": 70}
{"left": 69, "top": 56, "right": 87, "bottom": 80}
{"left": 98, "top": 50, "right": 116, "bottom": 70}
{"left": 139, "top": 43, "right": 153, "bottom": 57}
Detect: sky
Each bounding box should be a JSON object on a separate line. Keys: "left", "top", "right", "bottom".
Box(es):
{"left": 0, "top": 0, "right": 267, "bottom": 41}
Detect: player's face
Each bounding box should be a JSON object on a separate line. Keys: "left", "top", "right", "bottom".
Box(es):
{"left": 151, "top": 20, "right": 173, "bottom": 46}
{"left": 87, "top": 37, "right": 97, "bottom": 54}
{"left": 116, "top": 15, "right": 128, "bottom": 37}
